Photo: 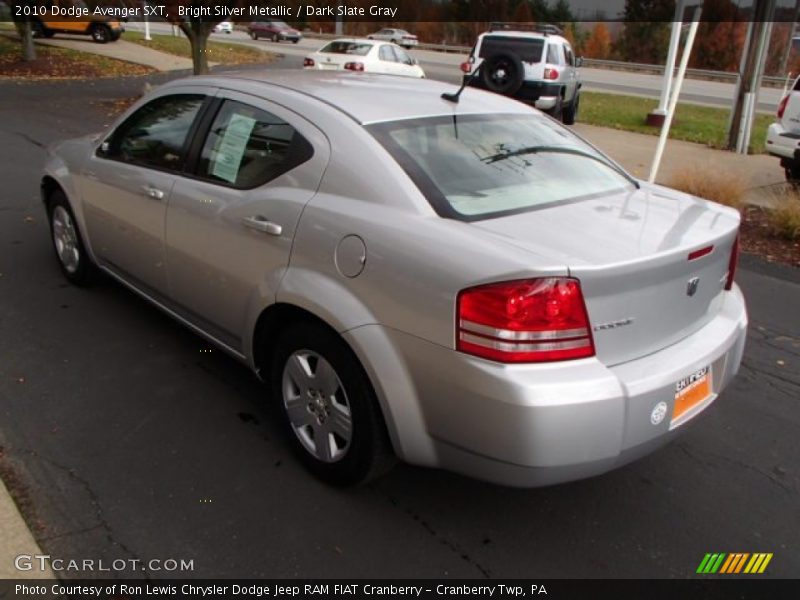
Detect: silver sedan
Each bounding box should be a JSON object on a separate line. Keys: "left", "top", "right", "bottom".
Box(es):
{"left": 42, "top": 71, "right": 747, "bottom": 487}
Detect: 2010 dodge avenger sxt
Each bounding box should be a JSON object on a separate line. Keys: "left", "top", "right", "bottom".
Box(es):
{"left": 42, "top": 71, "right": 747, "bottom": 486}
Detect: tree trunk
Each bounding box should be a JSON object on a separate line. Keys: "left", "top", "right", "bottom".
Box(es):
{"left": 181, "top": 22, "right": 212, "bottom": 75}
{"left": 21, "top": 21, "right": 36, "bottom": 62}
{"left": 13, "top": 17, "right": 37, "bottom": 62}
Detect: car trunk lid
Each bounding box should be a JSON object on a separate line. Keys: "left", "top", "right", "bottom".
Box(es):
{"left": 469, "top": 184, "right": 740, "bottom": 366}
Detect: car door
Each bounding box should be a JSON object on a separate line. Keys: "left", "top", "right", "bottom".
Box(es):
{"left": 377, "top": 44, "right": 401, "bottom": 75}
{"left": 392, "top": 46, "right": 420, "bottom": 78}
{"left": 165, "top": 91, "right": 330, "bottom": 350}
{"left": 80, "top": 89, "right": 212, "bottom": 295}
{"left": 563, "top": 43, "right": 578, "bottom": 103}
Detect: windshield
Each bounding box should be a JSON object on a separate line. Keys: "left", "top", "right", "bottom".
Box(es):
{"left": 320, "top": 41, "right": 373, "bottom": 56}
{"left": 368, "top": 114, "right": 635, "bottom": 220}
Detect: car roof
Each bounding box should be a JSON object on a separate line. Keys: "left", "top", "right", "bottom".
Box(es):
{"left": 180, "top": 70, "right": 532, "bottom": 125}
{"left": 479, "top": 31, "right": 566, "bottom": 44}
{"left": 318, "top": 38, "right": 377, "bottom": 46}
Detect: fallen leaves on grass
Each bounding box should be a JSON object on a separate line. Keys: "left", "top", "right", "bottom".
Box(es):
{"left": 0, "top": 36, "right": 155, "bottom": 80}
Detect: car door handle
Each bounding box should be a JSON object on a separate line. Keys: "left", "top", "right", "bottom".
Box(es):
{"left": 242, "top": 216, "right": 282, "bottom": 236}
{"left": 142, "top": 186, "right": 165, "bottom": 201}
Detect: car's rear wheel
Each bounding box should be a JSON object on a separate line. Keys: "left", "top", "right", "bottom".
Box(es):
{"left": 272, "top": 34, "right": 279, "bottom": 43}
{"left": 250, "top": 31, "right": 258, "bottom": 40}
{"left": 481, "top": 52, "right": 524, "bottom": 95}
{"left": 548, "top": 96, "right": 564, "bottom": 121}
{"left": 47, "top": 190, "right": 95, "bottom": 286}
{"left": 90, "top": 24, "right": 111, "bottom": 44}
{"left": 785, "top": 162, "right": 800, "bottom": 182}
{"left": 270, "top": 321, "right": 394, "bottom": 486}
{"left": 562, "top": 93, "right": 579, "bottom": 125}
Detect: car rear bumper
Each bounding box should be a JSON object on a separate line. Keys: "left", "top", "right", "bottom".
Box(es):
{"left": 345, "top": 285, "right": 747, "bottom": 487}
{"left": 766, "top": 122, "right": 800, "bottom": 160}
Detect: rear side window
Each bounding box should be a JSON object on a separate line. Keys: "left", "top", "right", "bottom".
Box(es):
{"left": 105, "top": 94, "right": 205, "bottom": 171}
{"left": 546, "top": 43, "right": 562, "bottom": 65}
{"left": 379, "top": 46, "right": 395, "bottom": 61}
{"left": 479, "top": 36, "right": 544, "bottom": 63}
{"left": 196, "top": 100, "right": 313, "bottom": 189}
{"left": 320, "top": 41, "right": 373, "bottom": 55}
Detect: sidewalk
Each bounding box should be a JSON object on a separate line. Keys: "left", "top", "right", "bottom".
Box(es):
{"left": 35, "top": 36, "right": 199, "bottom": 71}
{"left": 574, "top": 123, "right": 784, "bottom": 207}
{"left": 0, "top": 478, "right": 53, "bottom": 579}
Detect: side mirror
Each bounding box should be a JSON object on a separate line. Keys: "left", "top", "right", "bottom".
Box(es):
{"left": 576, "top": 57, "right": 583, "bottom": 68}
{"left": 97, "top": 140, "right": 110, "bottom": 157}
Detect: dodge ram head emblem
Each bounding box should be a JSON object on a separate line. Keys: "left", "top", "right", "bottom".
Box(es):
{"left": 687, "top": 277, "right": 700, "bottom": 297}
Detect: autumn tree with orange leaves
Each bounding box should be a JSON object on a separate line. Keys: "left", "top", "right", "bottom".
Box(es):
{"left": 584, "top": 23, "right": 612, "bottom": 59}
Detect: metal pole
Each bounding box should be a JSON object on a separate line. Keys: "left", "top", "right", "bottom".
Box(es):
{"left": 650, "top": 0, "right": 685, "bottom": 123}
{"left": 143, "top": 1, "right": 151, "bottom": 41}
{"left": 649, "top": 7, "right": 702, "bottom": 184}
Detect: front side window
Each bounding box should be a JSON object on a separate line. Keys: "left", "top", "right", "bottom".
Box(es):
{"left": 105, "top": 94, "right": 205, "bottom": 171}
{"left": 368, "top": 114, "right": 635, "bottom": 221}
{"left": 394, "top": 47, "right": 413, "bottom": 65}
{"left": 197, "top": 100, "right": 313, "bottom": 189}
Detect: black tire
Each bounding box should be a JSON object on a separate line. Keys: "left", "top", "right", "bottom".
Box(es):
{"left": 548, "top": 95, "right": 564, "bottom": 121}
{"left": 562, "top": 93, "right": 579, "bottom": 125}
{"left": 292, "top": 39, "right": 299, "bottom": 44}
{"left": 480, "top": 52, "right": 525, "bottom": 95}
{"left": 272, "top": 33, "right": 279, "bottom": 43}
{"left": 90, "top": 24, "right": 111, "bottom": 44}
{"left": 110, "top": 31, "right": 121, "bottom": 42}
{"left": 46, "top": 189, "right": 96, "bottom": 286}
{"left": 785, "top": 163, "right": 800, "bottom": 182}
{"left": 270, "top": 322, "right": 395, "bottom": 486}
{"left": 250, "top": 31, "right": 258, "bottom": 40}
{"left": 31, "top": 20, "right": 47, "bottom": 39}
{"left": 390, "top": 38, "right": 397, "bottom": 44}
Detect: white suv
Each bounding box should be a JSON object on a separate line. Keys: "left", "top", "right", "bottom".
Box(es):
{"left": 766, "top": 75, "right": 800, "bottom": 180}
{"left": 462, "top": 23, "right": 582, "bottom": 124}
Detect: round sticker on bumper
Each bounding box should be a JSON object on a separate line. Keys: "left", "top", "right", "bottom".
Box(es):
{"left": 651, "top": 401, "right": 668, "bottom": 425}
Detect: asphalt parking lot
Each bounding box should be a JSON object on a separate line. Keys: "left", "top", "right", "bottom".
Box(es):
{"left": 0, "top": 71, "right": 798, "bottom": 580}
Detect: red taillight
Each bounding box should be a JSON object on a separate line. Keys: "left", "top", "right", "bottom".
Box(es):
{"left": 457, "top": 278, "right": 595, "bottom": 363}
{"left": 344, "top": 62, "right": 364, "bottom": 72}
{"left": 725, "top": 235, "right": 739, "bottom": 291}
{"left": 544, "top": 68, "right": 559, "bottom": 80}
{"left": 303, "top": 58, "right": 315, "bottom": 67}
{"left": 777, "top": 95, "right": 789, "bottom": 119}
{"left": 688, "top": 245, "right": 714, "bottom": 261}
{"left": 460, "top": 61, "right": 472, "bottom": 74}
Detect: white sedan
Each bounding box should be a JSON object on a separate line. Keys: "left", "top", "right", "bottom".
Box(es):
{"left": 303, "top": 39, "right": 425, "bottom": 78}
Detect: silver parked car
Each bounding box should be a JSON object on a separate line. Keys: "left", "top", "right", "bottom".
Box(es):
{"left": 42, "top": 72, "right": 747, "bottom": 487}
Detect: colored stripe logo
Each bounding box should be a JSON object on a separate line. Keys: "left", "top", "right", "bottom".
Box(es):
{"left": 697, "top": 553, "right": 773, "bottom": 574}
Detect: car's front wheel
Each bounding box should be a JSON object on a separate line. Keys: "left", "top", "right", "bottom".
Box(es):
{"left": 270, "top": 322, "right": 394, "bottom": 485}
{"left": 47, "top": 190, "right": 95, "bottom": 286}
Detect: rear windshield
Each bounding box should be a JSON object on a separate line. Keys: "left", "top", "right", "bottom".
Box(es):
{"left": 320, "top": 41, "right": 373, "bottom": 56}
{"left": 478, "top": 36, "right": 544, "bottom": 63}
{"left": 368, "top": 114, "right": 634, "bottom": 221}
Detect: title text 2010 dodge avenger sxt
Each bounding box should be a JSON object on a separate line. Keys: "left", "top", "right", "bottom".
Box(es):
{"left": 42, "top": 72, "right": 747, "bottom": 487}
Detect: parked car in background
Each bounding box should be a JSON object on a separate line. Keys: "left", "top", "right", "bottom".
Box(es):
{"left": 42, "top": 71, "right": 746, "bottom": 487}
{"left": 248, "top": 20, "right": 302, "bottom": 43}
{"left": 213, "top": 21, "right": 233, "bottom": 34}
{"left": 766, "top": 75, "right": 800, "bottom": 181}
{"left": 304, "top": 39, "right": 424, "bottom": 78}
{"left": 462, "top": 22, "right": 581, "bottom": 124}
{"left": 368, "top": 28, "right": 418, "bottom": 49}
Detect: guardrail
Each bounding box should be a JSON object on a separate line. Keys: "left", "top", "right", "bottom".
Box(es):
{"left": 300, "top": 32, "right": 791, "bottom": 89}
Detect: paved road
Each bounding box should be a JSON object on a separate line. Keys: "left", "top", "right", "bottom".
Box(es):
{"left": 0, "top": 72, "right": 798, "bottom": 580}
{"left": 126, "top": 23, "right": 783, "bottom": 112}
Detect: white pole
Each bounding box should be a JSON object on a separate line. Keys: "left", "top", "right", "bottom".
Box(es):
{"left": 143, "top": 1, "right": 151, "bottom": 41}
{"left": 648, "top": 7, "right": 701, "bottom": 184}
{"left": 655, "top": 0, "right": 685, "bottom": 116}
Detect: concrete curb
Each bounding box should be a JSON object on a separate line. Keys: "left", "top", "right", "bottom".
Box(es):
{"left": 0, "top": 477, "right": 54, "bottom": 579}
